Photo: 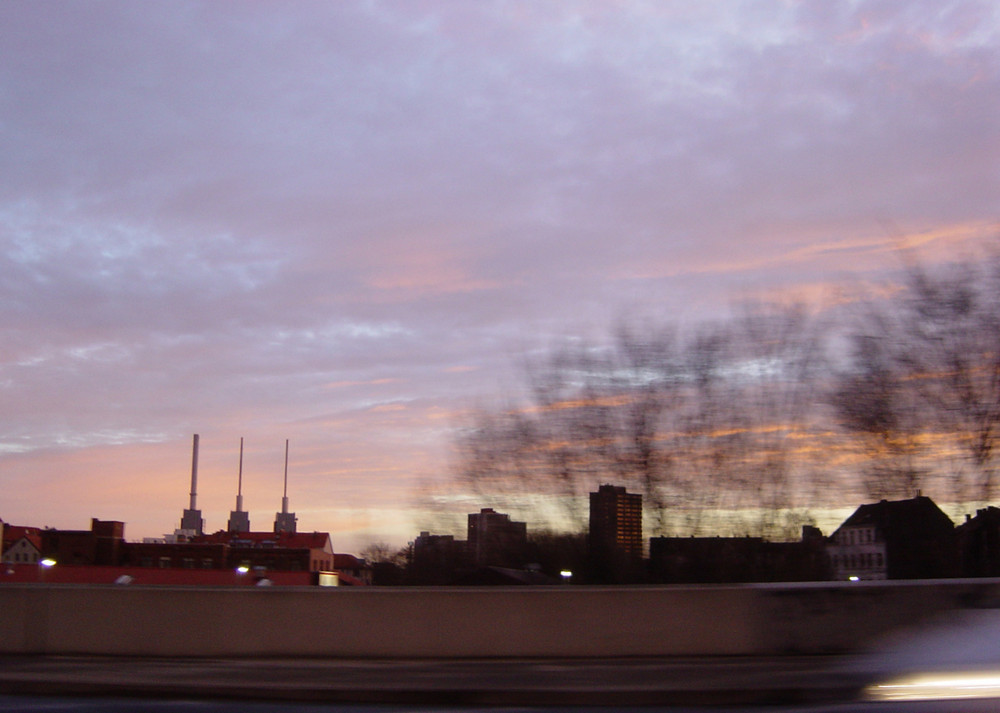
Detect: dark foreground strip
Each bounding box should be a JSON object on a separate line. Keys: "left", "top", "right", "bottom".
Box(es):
{"left": 0, "top": 655, "right": 869, "bottom": 708}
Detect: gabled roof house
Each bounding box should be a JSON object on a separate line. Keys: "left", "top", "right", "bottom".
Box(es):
{"left": 827, "top": 495, "right": 957, "bottom": 581}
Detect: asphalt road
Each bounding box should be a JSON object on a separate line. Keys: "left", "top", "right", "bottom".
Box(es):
{"left": 3, "top": 654, "right": 1000, "bottom": 711}
{"left": 4, "top": 695, "right": 1000, "bottom": 713}
{"left": 0, "top": 654, "right": 868, "bottom": 708}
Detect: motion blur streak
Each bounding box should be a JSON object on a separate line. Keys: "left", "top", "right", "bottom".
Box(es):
{"left": 867, "top": 670, "right": 1000, "bottom": 701}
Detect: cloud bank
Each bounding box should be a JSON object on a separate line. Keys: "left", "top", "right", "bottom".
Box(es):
{"left": 1, "top": 1, "right": 997, "bottom": 549}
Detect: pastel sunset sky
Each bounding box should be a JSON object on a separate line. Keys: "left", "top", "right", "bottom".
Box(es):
{"left": 1, "top": 1, "right": 997, "bottom": 552}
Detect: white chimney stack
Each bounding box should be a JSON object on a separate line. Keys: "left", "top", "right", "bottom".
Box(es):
{"left": 189, "top": 433, "right": 199, "bottom": 511}
{"left": 273, "top": 438, "right": 297, "bottom": 534}
{"left": 178, "top": 433, "right": 204, "bottom": 536}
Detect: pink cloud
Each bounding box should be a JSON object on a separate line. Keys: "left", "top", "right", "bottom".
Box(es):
{"left": 0, "top": 1, "right": 996, "bottom": 550}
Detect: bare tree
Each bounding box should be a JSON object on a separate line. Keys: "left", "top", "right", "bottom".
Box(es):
{"left": 454, "top": 322, "right": 686, "bottom": 533}
{"left": 678, "top": 301, "right": 827, "bottom": 537}
{"left": 829, "top": 244, "right": 1000, "bottom": 504}
{"left": 451, "top": 246, "right": 1000, "bottom": 545}
{"left": 454, "top": 302, "right": 829, "bottom": 540}
{"left": 832, "top": 329, "right": 927, "bottom": 500}
{"left": 359, "top": 540, "right": 409, "bottom": 568}
{"left": 893, "top": 250, "right": 1000, "bottom": 503}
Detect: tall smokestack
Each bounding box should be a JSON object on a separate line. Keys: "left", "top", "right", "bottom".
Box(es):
{"left": 179, "top": 433, "right": 204, "bottom": 537}
{"left": 273, "top": 438, "right": 297, "bottom": 535}
{"left": 282, "top": 438, "right": 289, "bottom": 513}
{"left": 189, "top": 433, "right": 199, "bottom": 510}
{"left": 228, "top": 436, "right": 250, "bottom": 533}
{"left": 237, "top": 436, "right": 244, "bottom": 512}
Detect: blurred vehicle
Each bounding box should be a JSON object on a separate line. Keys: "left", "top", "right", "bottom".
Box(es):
{"left": 858, "top": 605, "right": 1000, "bottom": 703}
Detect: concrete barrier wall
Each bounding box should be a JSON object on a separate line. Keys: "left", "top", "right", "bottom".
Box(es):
{"left": 3, "top": 580, "right": 999, "bottom": 658}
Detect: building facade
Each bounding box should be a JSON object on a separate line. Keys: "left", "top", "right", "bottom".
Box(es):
{"left": 38, "top": 519, "right": 124, "bottom": 566}
{"left": 1, "top": 525, "right": 43, "bottom": 564}
{"left": 827, "top": 495, "right": 957, "bottom": 580}
{"left": 589, "top": 484, "right": 642, "bottom": 555}
{"left": 192, "top": 530, "right": 335, "bottom": 572}
{"left": 467, "top": 508, "right": 527, "bottom": 568}
{"left": 588, "top": 484, "right": 643, "bottom": 583}
{"left": 649, "top": 527, "right": 828, "bottom": 584}
{"left": 956, "top": 506, "right": 1000, "bottom": 577}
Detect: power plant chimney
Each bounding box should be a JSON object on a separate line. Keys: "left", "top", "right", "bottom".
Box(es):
{"left": 227, "top": 437, "right": 250, "bottom": 533}
{"left": 236, "top": 437, "right": 243, "bottom": 511}
{"left": 273, "top": 438, "right": 297, "bottom": 534}
{"left": 189, "top": 433, "right": 199, "bottom": 510}
{"left": 178, "top": 434, "right": 204, "bottom": 537}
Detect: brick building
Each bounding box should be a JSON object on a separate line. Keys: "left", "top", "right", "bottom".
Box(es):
{"left": 649, "top": 527, "right": 828, "bottom": 584}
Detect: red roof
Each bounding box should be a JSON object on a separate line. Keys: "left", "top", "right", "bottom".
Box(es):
{"left": 337, "top": 572, "right": 365, "bottom": 586}
{"left": 2, "top": 525, "right": 42, "bottom": 551}
{"left": 0, "top": 563, "right": 316, "bottom": 586}
{"left": 192, "top": 531, "right": 332, "bottom": 550}
{"left": 334, "top": 553, "right": 363, "bottom": 569}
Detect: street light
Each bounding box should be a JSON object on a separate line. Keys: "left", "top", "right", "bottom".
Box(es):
{"left": 38, "top": 558, "right": 56, "bottom": 583}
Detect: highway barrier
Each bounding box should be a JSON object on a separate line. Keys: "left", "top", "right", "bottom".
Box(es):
{"left": 3, "top": 579, "right": 999, "bottom": 658}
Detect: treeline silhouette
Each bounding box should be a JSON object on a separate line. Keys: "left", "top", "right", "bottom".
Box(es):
{"left": 449, "top": 243, "right": 1000, "bottom": 539}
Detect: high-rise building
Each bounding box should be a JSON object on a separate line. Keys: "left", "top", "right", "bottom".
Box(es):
{"left": 589, "top": 484, "right": 643, "bottom": 558}
{"left": 467, "top": 508, "right": 527, "bottom": 567}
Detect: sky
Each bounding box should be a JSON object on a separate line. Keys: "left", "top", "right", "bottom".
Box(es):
{"left": 1, "top": 1, "right": 997, "bottom": 553}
